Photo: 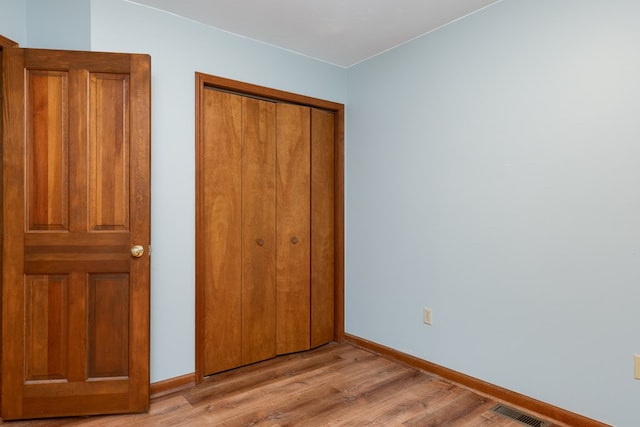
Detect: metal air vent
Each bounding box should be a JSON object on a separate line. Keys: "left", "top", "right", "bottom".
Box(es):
{"left": 491, "top": 404, "right": 551, "bottom": 427}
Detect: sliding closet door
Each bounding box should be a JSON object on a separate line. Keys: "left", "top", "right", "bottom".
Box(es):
{"left": 276, "top": 103, "right": 311, "bottom": 354}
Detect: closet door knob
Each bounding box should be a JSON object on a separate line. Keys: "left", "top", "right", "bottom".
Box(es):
{"left": 256, "top": 239, "right": 265, "bottom": 246}
{"left": 290, "top": 236, "right": 298, "bottom": 244}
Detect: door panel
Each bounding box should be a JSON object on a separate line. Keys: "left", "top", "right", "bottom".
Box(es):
{"left": 2, "top": 47, "right": 150, "bottom": 420}
{"left": 26, "top": 70, "right": 68, "bottom": 231}
{"left": 276, "top": 103, "right": 311, "bottom": 355}
{"left": 24, "top": 275, "right": 68, "bottom": 381}
{"left": 311, "top": 108, "right": 336, "bottom": 348}
{"left": 89, "top": 73, "right": 129, "bottom": 231}
{"left": 201, "top": 91, "right": 277, "bottom": 373}
{"left": 88, "top": 274, "right": 130, "bottom": 378}
{"left": 201, "top": 89, "right": 243, "bottom": 375}
{"left": 200, "top": 90, "right": 276, "bottom": 375}
{"left": 241, "top": 97, "right": 277, "bottom": 365}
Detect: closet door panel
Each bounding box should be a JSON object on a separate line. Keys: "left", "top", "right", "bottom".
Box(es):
{"left": 241, "top": 97, "right": 277, "bottom": 365}
{"left": 311, "top": 108, "right": 335, "bottom": 348}
{"left": 276, "top": 103, "right": 311, "bottom": 355}
{"left": 202, "top": 89, "right": 243, "bottom": 375}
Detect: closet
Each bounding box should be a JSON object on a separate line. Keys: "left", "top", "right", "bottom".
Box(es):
{"left": 196, "top": 74, "right": 343, "bottom": 377}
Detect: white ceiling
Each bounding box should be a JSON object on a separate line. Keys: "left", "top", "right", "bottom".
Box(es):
{"left": 128, "top": 0, "right": 501, "bottom": 67}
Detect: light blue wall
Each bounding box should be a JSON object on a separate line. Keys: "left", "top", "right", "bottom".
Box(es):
{"left": 347, "top": 0, "right": 640, "bottom": 426}
{"left": 26, "top": 0, "right": 90, "bottom": 49}
{"left": 88, "top": 0, "right": 347, "bottom": 385}
{"left": 0, "top": 0, "right": 26, "bottom": 45}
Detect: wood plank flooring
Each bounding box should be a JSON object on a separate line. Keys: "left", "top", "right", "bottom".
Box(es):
{"left": 1, "top": 342, "right": 565, "bottom": 426}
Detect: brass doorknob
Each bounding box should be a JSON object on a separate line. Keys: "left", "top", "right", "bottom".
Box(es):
{"left": 131, "top": 245, "right": 145, "bottom": 258}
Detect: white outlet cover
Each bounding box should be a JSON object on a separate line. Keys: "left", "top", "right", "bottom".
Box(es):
{"left": 423, "top": 307, "right": 432, "bottom": 325}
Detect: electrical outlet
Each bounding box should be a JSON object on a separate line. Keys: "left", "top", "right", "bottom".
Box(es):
{"left": 423, "top": 307, "right": 432, "bottom": 325}
{"left": 635, "top": 355, "right": 640, "bottom": 380}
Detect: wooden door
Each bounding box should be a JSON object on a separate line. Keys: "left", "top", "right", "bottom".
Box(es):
{"left": 276, "top": 103, "right": 311, "bottom": 354}
{"left": 200, "top": 89, "right": 277, "bottom": 375}
{"left": 200, "top": 88, "right": 243, "bottom": 375}
{"left": 196, "top": 73, "right": 344, "bottom": 381}
{"left": 1, "top": 47, "right": 151, "bottom": 420}
{"left": 275, "top": 105, "right": 335, "bottom": 352}
{"left": 241, "top": 97, "right": 277, "bottom": 365}
{"left": 310, "top": 108, "right": 336, "bottom": 347}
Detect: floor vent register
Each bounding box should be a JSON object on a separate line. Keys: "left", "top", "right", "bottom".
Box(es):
{"left": 490, "top": 404, "right": 551, "bottom": 427}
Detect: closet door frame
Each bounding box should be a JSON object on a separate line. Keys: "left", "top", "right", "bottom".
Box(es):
{"left": 194, "top": 72, "right": 345, "bottom": 382}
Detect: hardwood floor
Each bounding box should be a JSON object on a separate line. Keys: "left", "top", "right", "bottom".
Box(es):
{"left": 1, "top": 342, "right": 565, "bottom": 426}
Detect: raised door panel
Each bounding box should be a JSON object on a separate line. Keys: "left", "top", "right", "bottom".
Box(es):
{"left": 24, "top": 275, "right": 68, "bottom": 381}
{"left": 201, "top": 89, "right": 243, "bottom": 375}
{"left": 89, "top": 73, "right": 129, "bottom": 231}
{"left": 88, "top": 274, "right": 130, "bottom": 378}
{"left": 311, "top": 108, "right": 335, "bottom": 348}
{"left": 1, "top": 48, "right": 150, "bottom": 420}
{"left": 276, "top": 103, "right": 311, "bottom": 355}
{"left": 241, "top": 97, "right": 277, "bottom": 365}
{"left": 26, "top": 71, "right": 68, "bottom": 231}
